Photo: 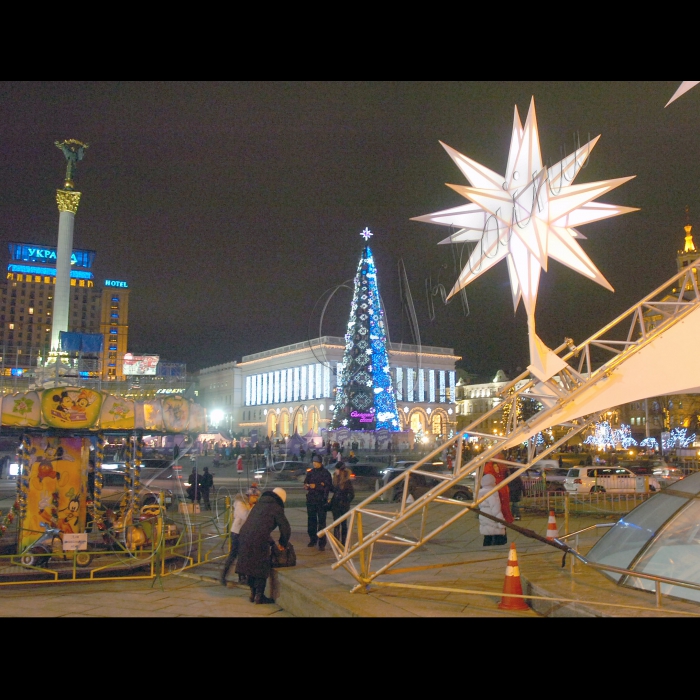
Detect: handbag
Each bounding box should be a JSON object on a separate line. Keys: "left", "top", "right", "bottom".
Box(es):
{"left": 270, "top": 541, "right": 297, "bottom": 568}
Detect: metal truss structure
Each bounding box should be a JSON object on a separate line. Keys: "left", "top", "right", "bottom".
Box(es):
{"left": 320, "top": 259, "right": 700, "bottom": 592}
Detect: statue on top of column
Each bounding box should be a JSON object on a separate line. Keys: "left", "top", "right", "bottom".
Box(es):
{"left": 55, "top": 139, "right": 89, "bottom": 191}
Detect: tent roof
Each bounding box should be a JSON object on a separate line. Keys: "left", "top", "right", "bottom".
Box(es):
{"left": 198, "top": 433, "right": 227, "bottom": 442}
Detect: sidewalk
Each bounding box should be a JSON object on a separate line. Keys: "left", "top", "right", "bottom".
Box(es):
{"left": 0, "top": 502, "right": 698, "bottom": 617}
{"left": 181, "top": 505, "right": 700, "bottom": 617}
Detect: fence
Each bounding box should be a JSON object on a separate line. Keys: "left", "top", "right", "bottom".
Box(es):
{"left": 0, "top": 494, "right": 231, "bottom": 587}
{"left": 522, "top": 488, "right": 653, "bottom": 516}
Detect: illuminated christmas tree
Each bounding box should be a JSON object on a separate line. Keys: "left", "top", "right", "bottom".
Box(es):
{"left": 331, "top": 230, "right": 399, "bottom": 431}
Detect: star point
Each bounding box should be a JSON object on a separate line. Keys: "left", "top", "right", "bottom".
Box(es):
{"left": 416, "top": 97, "right": 637, "bottom": 380}
{"left": 360, "top": 227, "right": 373, "bottom": 241}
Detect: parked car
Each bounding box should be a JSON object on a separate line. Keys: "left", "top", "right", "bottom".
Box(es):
{"left": 382, "top": 467, "right": 473, "bottom": 502}
{"left": 619, "top": 461, "right": 684, "bottom": 487}
{"left": 522, "top": 466, "right": 570, "bottom": 491}
{"left": 271, "top": 461, "right": 309, "bottom": 479}
{"left": 564, "top": 466, "right": 660, "bottom": 494}
{"left": 380, "top": 460, "right": 448, "bottom": 487}
{"left": 347, "top": 464, "right": 385, "bottom": 490}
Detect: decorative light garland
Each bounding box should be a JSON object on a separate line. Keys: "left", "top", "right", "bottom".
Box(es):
{"left": 583, "top": 421, "right": 638, "bottom": 450}
{"left": 663, "top": 427, "right": 696, "bottom": 449}
{"left": 92, "top": 432, "right": 106, "bottom": 531}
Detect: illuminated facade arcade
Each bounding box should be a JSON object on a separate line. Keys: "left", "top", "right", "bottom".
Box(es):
{"left": 197, "top": 337, "right": 460, "bottom": 441}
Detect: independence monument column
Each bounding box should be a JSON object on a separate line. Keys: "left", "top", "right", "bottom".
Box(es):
{"left": 52, "top": 139, "right": 88, "bottom": 351}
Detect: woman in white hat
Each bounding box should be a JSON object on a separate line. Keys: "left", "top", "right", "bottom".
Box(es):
{"left": 220, "top": 487, "right": 258, "bottom": 586}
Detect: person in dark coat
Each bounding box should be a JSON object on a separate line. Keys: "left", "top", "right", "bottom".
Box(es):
{"left": 236, "top": 487, "right": 291, "bottom": 604}
{"left": 330, "top": 461, "right": 354, "bottom": 545}
{"left": 304, "top": 453, "right": 333, "bottom": 550}
{"left": 187, "top": 467, "right": 200, "bottom": 504}
{"left": 199, "top": 466, "right": 214, "bottom": 511}
{"left": 508, "top": 467, "right": 524, "bottom": 521}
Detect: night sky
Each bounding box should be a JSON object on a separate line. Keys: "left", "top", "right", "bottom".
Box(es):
{"left": 1, "top": 81, "right": 698, "bottom": 379}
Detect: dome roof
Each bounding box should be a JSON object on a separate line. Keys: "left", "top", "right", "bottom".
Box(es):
{"left": 587, "top": 471, "right": 700, "bottom": 603}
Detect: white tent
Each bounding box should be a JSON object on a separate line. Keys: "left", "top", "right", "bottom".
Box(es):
{"left": 197, "top": 433, "right": 228, "bottom": 444}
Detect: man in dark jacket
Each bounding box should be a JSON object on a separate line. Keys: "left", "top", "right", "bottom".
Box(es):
{"left": 199, "top": 466, "right": 214, "bottom": 511}
{"left": 304, "top": 453, "right": 333, "bottom": 550}
{"left": 236, "top": 487, "right": 291, "bottom": 604}
{"left": 508, "top": 468, "right": 524, "bottom": 521}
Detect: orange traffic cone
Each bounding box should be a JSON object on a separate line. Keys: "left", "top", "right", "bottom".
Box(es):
{"left": 546, "top": 510, "right": 559, "bottom": 540}
{"left": 498, "top": 543, "right": 530, "bottom": 611}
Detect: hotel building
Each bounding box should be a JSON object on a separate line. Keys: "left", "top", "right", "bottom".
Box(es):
{"left": 0, "top": 242, "right": 130, "bottom": 380}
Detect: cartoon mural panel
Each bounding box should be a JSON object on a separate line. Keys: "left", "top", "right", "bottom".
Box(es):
{"left": 42, "top": 387, "right": 103, "bottom": 429}
{"left": 22, "top": 436, "right": 88, "bottom": 550}
{"left": 100, "top": 395, "right": 135, "bottom": 430}
{"left": 162, "top": 396, "right": 189, "bottom": 432}
{"left": 142, "top": 400, "right": 164, "bottom": 431}
{"left": 1, "top": 392, "right": 41, "bottom": 427}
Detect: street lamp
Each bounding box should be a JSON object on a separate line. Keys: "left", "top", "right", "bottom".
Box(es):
{"left": 210, "top": 408, "right": 224, "bottom": 429}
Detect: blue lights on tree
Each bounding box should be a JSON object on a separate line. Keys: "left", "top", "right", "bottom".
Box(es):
{"left": 331, "top": 245, "right": 399, "bottom": 431}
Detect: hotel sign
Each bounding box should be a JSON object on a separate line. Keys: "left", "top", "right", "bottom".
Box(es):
{"left": 105, "top": 280, "right": 128, "bottom": 288}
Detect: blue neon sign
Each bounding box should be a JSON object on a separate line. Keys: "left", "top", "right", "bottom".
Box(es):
{"left": 105, "top": 280, "right": 128, "bottom": 288}
{"left": 7, "top": 264, "right": 94, "bottom": 280}
{"left": 9, "top": 243, "right": 94, "bottom": 268}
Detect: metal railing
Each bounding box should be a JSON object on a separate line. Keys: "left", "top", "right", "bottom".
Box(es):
{"left": 321, "top": 260, "right": 700, "bottom": 593}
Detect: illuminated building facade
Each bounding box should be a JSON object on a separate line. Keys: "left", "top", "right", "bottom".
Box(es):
{"left": 198, "top": 337, "right": 459, "bottom": 440}
{"left": 0, "top": 242, "right": 130, "bottom": 380}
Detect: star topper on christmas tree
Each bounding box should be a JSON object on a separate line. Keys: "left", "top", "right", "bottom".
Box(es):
{"left": 413, "top": 97, "right": 638, "bottom": 381}
{"left": 360, "top": 227, "right": 373, "bottom": 241}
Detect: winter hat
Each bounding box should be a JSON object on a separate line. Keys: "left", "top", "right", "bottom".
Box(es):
{"left": 272, "top": 487, "right": 287, "bottom": 503}
{"left": 481, "top": 473, "right": 496, "bottom": 488}
{"left": 312, "top": 454, "right": 323, "bottom": 464}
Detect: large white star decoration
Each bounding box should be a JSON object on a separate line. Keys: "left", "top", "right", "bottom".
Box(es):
{"left": 412, "top": 97, "right": 638, "bottom": 381}
{"left": 360, "top": 227, "right": 373, "bottom": 241}
{"left": 666, "top": 81, "right": 700, "bottom": 107}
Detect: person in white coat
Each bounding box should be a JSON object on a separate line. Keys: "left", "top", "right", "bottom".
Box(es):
{"left": 478, "top": 473, "right": 507, "bottom": 546}
{"left": 221, "top": 488, "right": 258, "bottom": 585}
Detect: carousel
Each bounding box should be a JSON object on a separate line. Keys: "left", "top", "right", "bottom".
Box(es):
{"left": 0, "top": 386, "right": 206, "bottom": 574}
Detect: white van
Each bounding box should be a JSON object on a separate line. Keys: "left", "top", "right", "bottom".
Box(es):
{"left": 564, "top": 466, "right": 660, "bottom": 494}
